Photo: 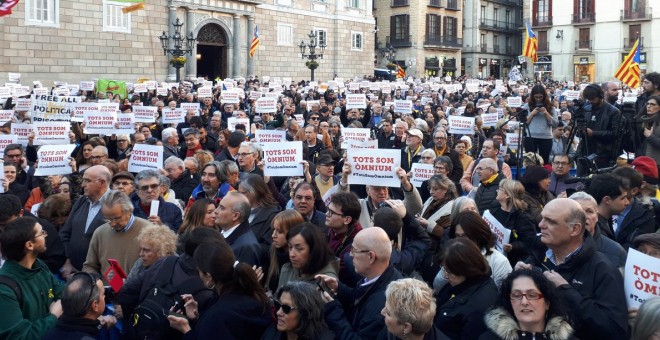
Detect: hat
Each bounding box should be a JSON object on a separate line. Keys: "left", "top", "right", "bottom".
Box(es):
{"left": 406, "top": 128, "right": 423, "bottom": 139}
{"left": 631, "top": 156, "right": 659, "bottom": 185}
{"left": 112, "top": 171, "right": 134, "bottom": 183}
{"left": 632, "top": 233, "right": 660, "bottom": 250}
{"left": 316, "top": 154, "right": 336, "bottom": 166}
{"left": 520, "top": 165, "right": 550, "bottom": 185}
{"left": 228, "top": 131, "right": 246, "bottom": 148}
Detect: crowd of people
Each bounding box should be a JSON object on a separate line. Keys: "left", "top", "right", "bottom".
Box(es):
{"left": 1, "top": 72, "right": 660, "bottom": 340}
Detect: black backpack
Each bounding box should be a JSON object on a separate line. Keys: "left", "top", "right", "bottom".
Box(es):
{"left": 0, "top": 275, "right": 23, "bottom": 306}
{"left": 127, "top": 256, "right": 206, "bottom": 340}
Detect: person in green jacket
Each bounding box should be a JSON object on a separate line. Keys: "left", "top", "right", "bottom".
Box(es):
{"left": 0, "top": 216, "right": 64, "bottom": 340}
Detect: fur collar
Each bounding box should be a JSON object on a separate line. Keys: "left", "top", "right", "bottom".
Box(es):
{"left": 484, "top": 307, "right": 574, "bottom": 340}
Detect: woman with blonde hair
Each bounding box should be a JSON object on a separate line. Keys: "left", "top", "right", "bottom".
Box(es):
{"left": 265, "top": 210, "right": 305, "bottom": 293}
{"left": 127, "top": 224, "right": 178, "bottom": 279}
{"left": 380, "top": 278, "right": 443, "bottom": 339}
{"left": 194, "top": 150, "right": 215, "bottom": 173}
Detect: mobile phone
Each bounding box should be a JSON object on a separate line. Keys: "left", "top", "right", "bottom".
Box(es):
{"left": 316, "top": 279, "right": 336, "bottom": 298}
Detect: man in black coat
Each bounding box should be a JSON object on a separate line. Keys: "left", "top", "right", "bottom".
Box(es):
{"left": 474, "top": 158, "right": 505, "bottom": 214}
{"left": 427, "top": 128, "right": 463, "bottom": 183}
{"left": 214, "top": 191, "right": 261, "bottom": 266}
{"left": 164, "top": 156, "right": 199, "bottom": 203}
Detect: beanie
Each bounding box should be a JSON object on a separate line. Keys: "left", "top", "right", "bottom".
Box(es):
{"left": 631, "top": 156, "right": 659, "bottom": 185}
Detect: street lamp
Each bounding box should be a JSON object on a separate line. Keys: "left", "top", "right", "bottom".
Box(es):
{"left": 299, "top": 31, "right": 326, "bottom": 81}
{"left": 380, "top": 44, "right": 397, "bottom": 71}
{"left": 159, "top": 18, "right": 196, "bottom": 82}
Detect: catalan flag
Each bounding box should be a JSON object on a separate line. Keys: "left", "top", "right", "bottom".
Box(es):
{"left": 523, "top": 22, "right": 538, "bottom": 63}
{"left": 249, "top": 25, "right": 260, "bottom": 58}
{"left": 396, "top": 65, "right": 406, "bottom": 79}
{"left": 114, "top": 0, "right": 145, "bottom": 13}
{"left": 614, "top": 38, "right": 641, "bottom": 88}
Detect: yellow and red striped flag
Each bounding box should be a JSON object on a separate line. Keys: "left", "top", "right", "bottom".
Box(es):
{"left": 114, "top": 0, "right": 145, "bottom": 13}
{"left": 522, "top": 22, "right": 538, "bottom": 63}
{"left": 249, "top": 25, "right": 260, "bottom": 58}
{"left": 614, "top": 38, "right": 642, "bottom": 88}
{"left": 396, "top": 65, "right": 406, "bottom": 79}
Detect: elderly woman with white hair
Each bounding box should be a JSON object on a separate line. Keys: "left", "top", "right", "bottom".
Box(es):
{"left": 632, "top": 297, "right": 660, "bottom": 340}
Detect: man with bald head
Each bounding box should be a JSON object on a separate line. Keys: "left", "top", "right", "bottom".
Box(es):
{"left": 60, "top": 165, "right": 113, "bottom": 278}
{"left": 317, "top": 227, "right": 402, "bottom": 339}
{"left": 213, "top": 191, "right": 260, "bottom": 266}
{"left": 516, "top": 198, "right": 628, "bottom": 339}
{"left": 473, "top": 157, "right": 505, "bottom": 214}
{"left": 601, "top": 82, "right": 620, "bottom": 106}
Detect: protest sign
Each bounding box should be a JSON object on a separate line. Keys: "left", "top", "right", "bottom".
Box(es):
{"left": 33, "top": 122, "right": 69, "bottom": 145}
{"left": 221, "top": 90, "right": 240, "bottom": 104}
{"left": 13, "top": 86, "right": 30, "bottom": 97}
{"left": 0, "top": 87, "right": 10, "bottom": 97}
{"left": 410, "top": 163, "right": 435, "bottom": 188}
{"left": 506, "top": 133, "right": 520, "bottom": 150}
{"left": 133, "top": 83, "right": 147, "bottom": 93}
{"left": 84, "top": 110, "right": 117, "bottom": 135}
{"left": 624, "top": 248, "right": 660, "bottom": 308}
{"left": 348, "top": 82, "right": 360, "bottom": 91}
{"left": 447, "top": 116, "right": 475, "bottom": 135}
{"left": 80, "top": 81, "right": 95, "bottom": 91}
{"left": 11, "top": 123, "right": 32, "bottom": 146}
{"left": 180, "top": 102, "right": 200, "bottom": 113}
{"left": 394, "top": 100, "right": 413, "bottom": 113}
{"left": 507, "top": 96, "right": 522, "bottom": 108}
{"left": 227, "top": 117, "right": 250, "bottom": 132}
{"left": 262, "top": 141, "right": 303, "bottom": 177}
{"left": 565, "top": 90, "right": 580, "bottom": 101}
{"left": 255, "top": 97, "right": 277, "bottom": 113}
{"left": 345, "top": 139, "right": 378, "bottom": 149}
{"left": 115, "top": 113, "right": 135, "bottom": 135}
{"left": 8, "top": 73, "right": 20, "bottom": 83}
{"left": 322, "top": 185, "right": 339, "bottom": 207}
{"left": 466, "top": 84, "right": 479, "bottom": 93}
{"left": 15, "top": 98, "right": 32, "bottom": 112}
{"left": 482, "top": 113, "right": 499, "bottom": 127}
{"left": 144, "top": 80, "right": 157, "bottom": 90}
{"left": 197, "top": 86, "right": 212, "bottom": 98}
{"left": 0, "top": 135, "right": 18, "bottom": 159}
{"left": 482, "top": 210, "right": 511, "bottom": 253}
{"left": 128, "top": 144, "right": 164, "bottom": 172}
{"left": 345, "top": 94, "right": 367, "bottom": 109}
{"left": 31, "top": 94, "right": 82, "bottom": 122}
{"left": 346, "top": 148, "right": 400, "bottom": 187}
{"left": 133, "top": 106, "right": 157, "bottom": 123}
{"left": 255, "top": 129, "right": 286, "bottom": 144}
{"left": 162, "top": 108, "right": 186, "bottom": 124}
{"left": 72, "top": 102, "right": 97, "bottom": 123}
{"left": 0, "top": 110, "right": 13, "bottom": 124}
{"left": 341, "top": 128, "right": 371, "bottom": 148}
{"left": 34, "top": 144, "right": 77, "bottom": 176}
{"left": 156, "top": 87, "right": 169, "bottom": 96}
{"left": 294, "top": 114, "right": 304, "bottom": 125}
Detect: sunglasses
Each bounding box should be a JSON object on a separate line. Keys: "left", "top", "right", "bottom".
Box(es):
{"left": 274, "top": 300, "right": 296, "bottom": 314}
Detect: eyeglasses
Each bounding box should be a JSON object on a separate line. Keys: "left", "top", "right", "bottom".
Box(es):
{"left": 349, "top": 246, "right": 371, "bottom": 256}
{"left": 34, "top": 229, "right": 48, "bottom": 238}
{"left": 104, "top": 216, "right": 124, "bottom": 223}
{"left": 309, "top": 117, "right": 320, "bottom": 121}
{"left": 274, "top": 300, "right": 296, "bottom": 314}
{"left": 510, "top": 292, "right": 544, "bottom": 300}
{"left": 434, "top": 166, "right": 446, "bottom": 171}
{"left": 72, "top": 272, "right": 98, "bottom": 308}
{"left": 138, "top": 184, "right": 160, "bottom": 192}
{"left": 552, "top": 161, "right": 569, "bottom": 167}
{"left": 326, "top": 207, "right": 344, "bottom": 217}
{"left": 237, "top": 152, "right": 253, "bottom": 158}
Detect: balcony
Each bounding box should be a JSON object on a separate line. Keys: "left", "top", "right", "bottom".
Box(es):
{"left": 480, "top": 44, "right": 488, "bottom": 53}
{"left": 391, "top": 0, "right": 408, "bottom": 6}
{"left": 493, "top": 45, "right": 500, "bottom": 54}
{"left": 487, "top": 0, "right": 521, "bottom": 7}
{"left": 572, "top": 12, "right": 595, "bottom": 24}
{"left": 424, "top": 35, "right": 462, "bottom": 49}
{"left": 624, "top": 37, "right": 644, "bottom": 50}
{"left": 387, "top": 35, "right": 412, "bottom": 47}
{"left": 537, "top": 41, "right": 549, "bottom": 53}
{"left": 479, "top": 19, "right": 520, "bottom": 33}
{"left": 575, "top": 39, "right": 592, "bottom": 51}
{"left": 505, "top": 46, "right": 514, "bottom": 55}
{"left": 533, "top": 15, "right": 552, "bottom": 27}
{"left": 621, "top": 7, "right": 652, "bottom": 21}
{"left": 445, "top": 0, "right": 459, "bottom": 10}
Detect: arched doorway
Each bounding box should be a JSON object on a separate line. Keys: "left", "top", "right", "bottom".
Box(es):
{"left": 196, "top": 24, "right": 228, "bottom": 80}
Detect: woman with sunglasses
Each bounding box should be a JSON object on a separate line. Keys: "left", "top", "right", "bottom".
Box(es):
{"left": 261, "top": 282, "right": 334, "bottom": 340}
{"left": 167, "top": 240, "right": 271, "bottom": 339}
{"left": 480, "top": 269, "right": 575, "bottom": 340}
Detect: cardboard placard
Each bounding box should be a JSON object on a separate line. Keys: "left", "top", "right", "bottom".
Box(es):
{"left": 255, "top": 97, "right": 277, "bottom": 113}
{"left": 624, "top": 249, "right": 660, "bottom": 308}
{"left": 227, "top": 117, "right": 250, "bottom": 132}
{"left": 180, "top": 102, "right": 200, "bottom": 113}
{"left": 73, "top": 102, "right": 98, "bottom": 123}
{"left": 346, "top": 148, "right": 401, "bottom": 187}
{"left": 15, "top": 98, "right": 32, "bottom": 112}
{"left": 394, "top": 100, "right": 413, "bottom": 113}
{"left": 482, "top": 210, "right": 511, "bottom": 254}
{"left": 410, "top": 163, "right": 435, "bottom": 188}
{"left": 0, "top": 110, "right": 14, "bottom": 124}
{"left": 255, "top": 129, "right": 286, "bottom": 144}
{"left": 482, "top": 113, "right": 499, "bottom": 127}
{"left": 11, "top": 123, "right": 32, "bottom": 146}
{"left": 83, "top": 110, "right": 117, "bottom": 135}
{"left": 33, "top": 122, "right": 70, "bottom": 145}
{"left": 261, "top": 141, "right": 303, "bottom": 177}
{"left": 128, "top": 144, "right": 164, "bottom": 172}
{"left": 30, "top": 95, "right": 82, "bottom": 122}
{"left": 162, "top": 108, "right": 186, "bottom": 124}
{"left": 447, "top": 116, "right": 475, "bottom": 135}
{"left": 507, "top": 97, "right": 522, "bottom": 108}
{"left": 34, "top": 144, "right": 77, "bottom": 176}
{"left": 115, "top": 112, "right": 135, "bottom": 135}
{"left": 345, "top": 93, "right": 367, "bottom": 109}
{"left": 341, "top": 128, "right": 371, "bottom": 148}
{"left": 0, "top": 135, "right": 18, "bottom": 159}
{"left": 133, "top": 106, "right": 157, "bottom": 123}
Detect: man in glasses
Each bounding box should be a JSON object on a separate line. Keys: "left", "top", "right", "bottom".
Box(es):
{"left": 89, "top": 146, "right": 109, "bottom": 167}
{"left": 129, "top": 170, "right": 182, "bottom": 232}
{"left": 3, "top": 143, "right": 33, "bottom": 187}
{"left": 325, "top": 192, "right": 363, "bottom": 284}
{"left": 549, "top": 154, "right": 581, "bottom": 197}
{"left": 428, "top": 128, "right": 463, "bottom": 184}
{"left": 82, "top": 190, "right": 152, "bottom": 277}
{"left": 0, "top": 217, "right": 64, "bottom": 339}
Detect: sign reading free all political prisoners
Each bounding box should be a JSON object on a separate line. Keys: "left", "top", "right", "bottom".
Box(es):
{"left": 128, "top": 144, "right": 164, "bottom": 173}
{"left": 347, "top": 149, "right": 401, "bottom": 187}
{"left": 31, "top": 95, "right": 82, "bottom": 122}
{"left": 262, "top": 141, "right": 303, "bottom": 177}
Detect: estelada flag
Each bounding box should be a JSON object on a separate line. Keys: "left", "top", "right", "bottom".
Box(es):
{"left": 614, "top": 38, "right": 642, "bottom": 89}
{"left": 0, "top": 0, "right": 20, "bottom": 17}
{"left": 249, "top": 25, "right": 260, "bottom": 58}
{"left": 522, "top": 22, "right": 538, "bottom": 63}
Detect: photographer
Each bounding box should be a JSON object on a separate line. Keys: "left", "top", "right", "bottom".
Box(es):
{"left": 576, "top": 84, "right": 622, "bottom": 176}
{"left": 523, "top": 85, "right": 559, "bottom": 165}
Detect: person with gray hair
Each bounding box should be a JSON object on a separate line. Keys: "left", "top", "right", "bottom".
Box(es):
{"left": 238, "top": 141, "right": 263, "bottom": 177}
{"left": 82, "top": 190, "right": 155, "bottom": 276}
{"left": 180, "top": 128, "right": 202, "bottom": 158}
{"left": 161, "top": 127, "right": 180, "bottom": 162}
{"left": 473, "top": 157, "right": 506, "bottom": 214}
{"left": 381, "top": 278, "right": 439, "bottom": 339}
{"left": 185, "top": 161, "right": 235, "bottom": 210}
{"left": 212, "top": 191, "right": 261, "bottom": 266}
{"left": 130, "top": 169, "right": 183, "bottom": 232}
{"left": 631, "top": 297, "right": 660, "bottom": 340}
{"left": 164, "top": 156, "right": 199, "bottom": 202}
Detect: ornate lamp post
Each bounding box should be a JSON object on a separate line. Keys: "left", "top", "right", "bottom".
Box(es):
{"left": 299, "top": 31, "right": 326, "bottom": 81}
{"left": 381, "top": 44, "right": 397, "bottom": 70}
{"left": 159, "top": 18, "right": 196, "bottom": 82}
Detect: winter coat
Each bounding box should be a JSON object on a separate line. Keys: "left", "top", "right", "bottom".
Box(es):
{"left": 489, "top": 207, "right": 538, "bottom": 266}
{"left": 131, "top": 194, "right": 183, "bottom": 232}
{"left": 480, "top": 307, "right": 576, "bottom": 340}
{"left": 170, "top": 169, "right": 199, "bottom": 203}
{"left": 475, "top": 174, "right": 506, "bottom": 214}
{"left": 612, "top": 197, "right": 656, "bottom": 250}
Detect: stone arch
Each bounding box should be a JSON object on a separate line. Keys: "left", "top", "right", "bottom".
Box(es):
{"left": 194, "top": 18, "right": 233, "bottom": 48}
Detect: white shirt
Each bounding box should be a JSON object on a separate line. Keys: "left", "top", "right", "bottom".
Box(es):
{"left": 221, "top": 224, "right": 241, "bottom": 239}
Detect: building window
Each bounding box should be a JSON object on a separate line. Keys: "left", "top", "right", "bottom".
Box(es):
{"left": 578, "top": 27, "right": 591, "bottom": 49}
{"left": 444, "top": 16, "right": 457, "bottom": 38}
{"left": 24, "top": 0, "right": 59, "bottom": 27}
{"left": 347, "top": 0, "right": 360, "bottom": 8}
{"left": 390, "top": 14, "right": 410, "bottom": 45}
{"left": 277, "top": 0, "right": 292, "bottom": 5}
{"left": 277, "top": 24, "right": 293, "bottom": 46}
{"left": 481, "top": 6, "right": 486, "bottom": 20}
{"left": 426, "top": 14, "right": 441, "bottom": 39}
{"left": 103, "top": 1, "right": 131, "bottom": 33}
{"left": 351, "top": 32, "right": 363, "bottom": 51}
{"left": 314, "top": 29, "right": 328, "bottom": 48}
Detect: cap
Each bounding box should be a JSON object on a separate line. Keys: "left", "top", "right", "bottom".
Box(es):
{"left": 520, "top": 165, "right": 550, "bottom": 185}
{"left": 112, "top": 171, "right": 134, "bottom": 183}
{"left": 632, "top": 233, "right": 660, "bottom": 250}
{"left": 315, "top": 154, "right": 336, "bottom": 166}
{"left": 631, "top": 156, "right": 659, "bottom": 185}
{"left": 406, "top": 128, "right": 423, "bottom": 139}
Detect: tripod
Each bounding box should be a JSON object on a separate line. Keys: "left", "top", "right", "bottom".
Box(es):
{"left": 499, "top": 109, "right": 529, "bottom": 179}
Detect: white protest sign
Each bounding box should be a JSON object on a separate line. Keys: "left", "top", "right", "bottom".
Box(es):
{"left": 11, "top": 123, "right": 32, "bottom": 146}
{"left": 197, "top": 86, "right": 212, "bottom": 98}
{"left": 0, "top": 135, "right": 18, "bottom": 159}
{"left": 34, "top": 144, "right": 77, "bottom": 176}
{"left": 115, "top": 112, "right": 135, "bottom": 135}
{"left": 83, "top": 110, "right": 117, "bottom": 135}
{"left": 322, "top": 185, "right": 339, "bottom": 207}
{"left": 0, "top": 87, "right": 10, "bottom": 97}
{"left": 341, "top": 128, "right": 371, "bottom": 148}
{"left": 227, "top": 117, "right": 250, "bottom": 132}
{"left": 482, "top": 210, "right": 511, "bottom": 253}
{"left": 384, "top": 101, "right": 395, "bottom": 110}
{"left": 346, "top": 139, "right": 378, "bottom": 149}
{"left": 507, "top": 96, "right": 522, "bottom": 108}
{"left": 255, "top": 129, "right": 286, "bottom": 144}
{"left": 134, "top": 83, "right": 148, "bottom": 93}
{"left": 482, "top": 113, "right": 499, "bottom": 127}
{"left": 15, "top": 98, "right": 32, "bottom": 112}
{"left": 448, "top": 116, "right": 475, "bottom": 135}
{"left": 221, "top": 90, "right": 240, "bottom": 104}
{"left": 466, "top": 84, "right": 479, "bottom": 93}
{"left": 394, "top": 100, "right": 413, "bottom": 113}
{"left": 0, "top": 110, "right": 14, "bottom": 124}
{"left": 294, "top": 114, "right": 304, "bottom": 125}
{"left": 33, "top": 122, "right": 69, "bottom": 145}
{"left": 80, "top": 81, "right": 95, "bottom": 91}
{"left": 145, "top": 81, "right": 157, "bottom": 90}
{"left": 31, "top": 95, "right": 82, "bottom": 122}
{"left": 133, "top": 106, "right": 157, "bottom": 123}
{"left": 624, "top": 248, "right": 660, "bottom": 308}
{"left": 506, "top": 133, "right": 520, "bottom": 150}
{"left": 33, "top": 87, "right": 49, "bottom": 96}
{"left": 162, "top": 108, "right": 186, "bottom": 124}
{"left": 347, "top": 148, "right": 401, "bottom": 187}
{"left": 180, "top": 102, "right": 200, "bottom": 113}
{"left": 262, "top": 141, "right": 303, "bottom": 177}
{"left": 128, "top": 144, "right": 164, "bottom": 172}
{"left": 410, "top": 163, "right": 435, "bottom": 188}
{"left": 72, "top": 102, "right": 97, "bottom": 123}
{"left": 565, "top": 91, "right": 580, "bottom": 101}
{"left": 255, "top": 97, "right": 277, "bottom": 113}
{"left": 8, "top": 73, "right": 20, "bottom": 82}
{"left": 156, "top": 87, "right": 169, "bottom": 96}
{"left": 345, "top": 94, "right": 367, "bottom": 110}
{"left": 13, "top": 86, "right": 30, "bottom": 97}
{"left": 349, "top": 82, "right": 360, "bottom": 91}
